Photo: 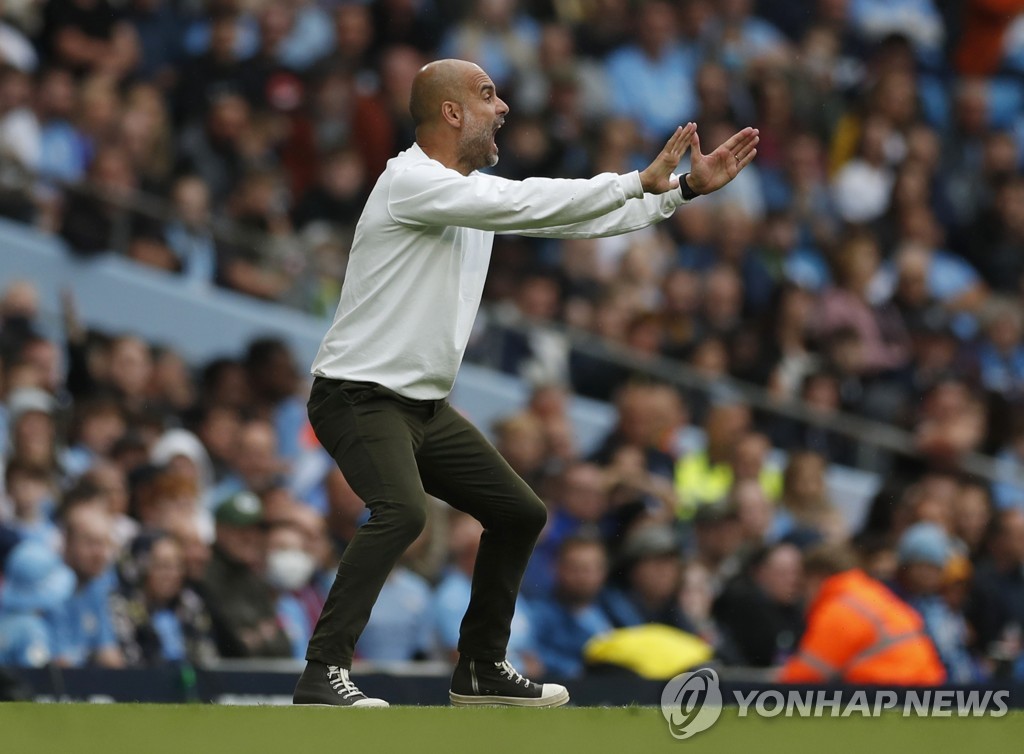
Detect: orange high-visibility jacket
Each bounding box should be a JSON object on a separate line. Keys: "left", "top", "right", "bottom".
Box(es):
{"left": 779, "top": 569, "right": 946, "bottom": 685}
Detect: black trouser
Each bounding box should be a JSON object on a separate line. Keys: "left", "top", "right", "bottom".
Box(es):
{"left": 304, "top": 376, "right": 547, "bottom": 668}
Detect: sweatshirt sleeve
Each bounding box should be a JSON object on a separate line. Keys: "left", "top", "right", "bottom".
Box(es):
{"left": 511, "top": 182, "right": 688, "bottom": 239}
{"left": 387, "top": 162, "right": 645, "bottom": 231}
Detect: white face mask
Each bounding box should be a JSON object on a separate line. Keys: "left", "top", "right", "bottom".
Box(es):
{"left": 266, "top": 548, "right": 316, "bottom": 592}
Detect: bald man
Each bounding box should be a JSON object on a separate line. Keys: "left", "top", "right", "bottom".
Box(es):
{"left": 294, "top": 59, "right": 758, "bottom": 708}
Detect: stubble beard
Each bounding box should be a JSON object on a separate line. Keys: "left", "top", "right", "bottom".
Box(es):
{"left": 460, "top": 114, "right": 499, "bottom": 170}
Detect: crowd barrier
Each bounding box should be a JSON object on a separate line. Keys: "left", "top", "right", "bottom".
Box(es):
{"left": 2, "top": 664, "right": 1022, "bottom": 709}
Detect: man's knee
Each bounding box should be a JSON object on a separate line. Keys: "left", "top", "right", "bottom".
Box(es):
{"left": 513, "top": 494, "right": 547, "bottom": 539}
{"left": 371, "top": 498, "right": 428, "bottom": 542}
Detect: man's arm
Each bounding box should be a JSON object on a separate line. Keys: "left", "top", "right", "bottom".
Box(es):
{"left": 387, "top": 127, "right": 696, "bottom": 232}
{"left": 507, "top": 125, "right": 760, "bottom": 240}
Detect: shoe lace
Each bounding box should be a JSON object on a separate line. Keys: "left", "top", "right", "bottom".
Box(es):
{"left": 326, "top": 665, "right": 364, "bottom": 700}
{"left": 496, "top": 660, "right": 530, "bottom": 687}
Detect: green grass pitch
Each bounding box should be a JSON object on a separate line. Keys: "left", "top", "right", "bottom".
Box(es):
{"left": 2, "top": 704, "right": 1021, "bottom": 754}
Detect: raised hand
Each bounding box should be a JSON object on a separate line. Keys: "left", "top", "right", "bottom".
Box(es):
{"left": 639, "top": 123, "right": 697, "bottom": 194}
{"left": 685, "top": 126, "right": 759, "bottom": 196}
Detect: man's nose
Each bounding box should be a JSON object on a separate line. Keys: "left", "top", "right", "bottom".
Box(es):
{"left": 497, "top": 97, "right": 509, "bottom": 115}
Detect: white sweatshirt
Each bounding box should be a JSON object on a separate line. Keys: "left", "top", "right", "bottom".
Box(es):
{"left": 311, "top": 143, "right": 688, "bottom": 399}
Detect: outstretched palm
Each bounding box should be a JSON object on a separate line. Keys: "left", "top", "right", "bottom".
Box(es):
{"left": 639, "top": 123, "right": 697, "bottom": 194}
{"left": 686, "top": 127, "right": 759, "bottom": 196}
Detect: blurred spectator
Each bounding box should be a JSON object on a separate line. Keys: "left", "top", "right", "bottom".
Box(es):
{"left": 532, "top": 534, "right": 614, "bottom": 678}
{"left": 38, "top": 0, "right": 140, "bottom": 80}
{"left": 175, "top": 9, "right": 253, "bottom": 124}
{"left": 913, "top": 379, "right": 987, "bottom": 464}
{"left": 0, "top": 64, "right": 40, "bottom": 172}
{"left": 264, "top": 521, "right": 317, "bottom": 659}
{"left": 952, "top": 478, "right": 995, "bottom": 559}
{"left": 975, "top": 297, "right": 1024, "bottom": 400}
{"left": 493, "top": 412, "right": 548, "bottom": 491}
{"left": 600, "top": 524, "right": 693, "bottom": 631}
{"left": 779, "top": 544, "right": 946, "bottom": 684}
{"left": 894, "top": 522, "right": 978, "bottom": 681}
{"left": 815, "top": 230, "right": 911, "bottom": 376}
{"left": 0, "top": 540, "right": 76, "bottom": 667}
{"left": 291, "top": 148, "right": 367, "bottom": 232}
{"left": 59, "top": 144, "right": 166, "bottom": 258}
{"left": 439, "top": 0, "right": 539, "bottom": 93}
{"left": 956, "top": 0, "right": 1024, "bottom": 76}
{"left": 126, "top": 0, "right": 185, "bottom": 88}
{"left": 522, "top": 461, "right": 609, "bottom": 598}
{"left": 604, "top": 0, "right": 698, "bottom": 145}
{"left": 847, "top": 0, "right": 944, "bottom": 61}
{"left": 703, "top": 0, "right": 790, "bottom": 72}
{"left": 53, "top": 504, "right": 124, "bottom": 667}
{"left": 713, "top": 542, "right": 804, "bottom": 666}
{"left": 970, "top": 508, "right": 1024, "bottom": 658}
{"left": 2, "top": 458, "right": 59, "bottom": 548}
{"left": 163, "top": 175, "right": 218, "bottom": 286}
{"left": 176, "top": 92, "right": 250, "bottom": 204}
{"left": 110, "top": 531, "right": 218, "bottom": 666}
{"left": 590, "top": 383, "right": 679, "bottom": 480}
{"left": 200, "top": 491, "right": 291, "bottom": 658}
{"left": 0, "top": 2, "right": 36, "bottom": 73}
{"left": 674, "top": 402, "right": 754, "bottom": 518}
{"left": 213, "top": 419, "right": 287, "bottom": 502}
{"left": 774, "top": 450, "right": 843, "bottom": 544}
{"left": 690, "top": 501, "right": 745, "bottom": 593}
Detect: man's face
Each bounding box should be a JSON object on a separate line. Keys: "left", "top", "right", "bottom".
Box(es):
{"left": 66, "top": 511, "right": 115, "bottom": 581}
{"left": 556, "top": 543, "right": 607, "bottom": 604}
{"left": 457, "top": 69, "right": 508, "bottom": 170}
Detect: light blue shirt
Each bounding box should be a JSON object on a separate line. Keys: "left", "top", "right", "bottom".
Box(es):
{"left": 439, "top": 17, "right": 541, "bottom": 89}
{"left": 38, "top": 122, "right": 87, "bottom": 184}
{"left": 605, "top": 43, "right": 700, "bottom": 143}
{"left": 530, "top": 599, "right": 613, "bottom": 678}
{"left": 52, "top": 572, "right": 118, "bottom": 666}
{"left": 355, "top": 568, "right": 433, "bottom": 661}
{"left": 0, "top": 612, "right": 54, "bottom": 667}
{"left": 705, "top": 18, "right": 787, "bottom": 70}
{"left": 151, "top": 609, "right": 186, "bottom": 662}
{"left": 994, "top": 449, "right": 1024, "bottom": 510}
{"left": 276, "top": 593, "right": 312, "bottom": 660}
{"left": 165, "top": 224, "right": 217, "bottom": 287}
{"left": 278, "top": 5, "right": 335, "bottom": 71}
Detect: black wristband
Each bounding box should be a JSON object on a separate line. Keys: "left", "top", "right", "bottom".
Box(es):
{"left": 679, "top": 173, "right": 700, "bottom": 201}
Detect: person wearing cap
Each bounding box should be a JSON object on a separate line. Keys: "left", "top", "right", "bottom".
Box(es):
{"left": 0, "top": 540, "right": 76, "bottom": 667}
{"left": 600, "top": 524, "right": 694, "bottom": 632}
{"left": 893, "top": 522, "right": 979, "bottom": 682}
{"left": 200, "top": 491, "right": 291, "bottom": 658}
{"left": 691, "top": 499, "right": 745, "bottom": 594}
{"left": 6, "top": 386, "right": 58, "bottom": 470}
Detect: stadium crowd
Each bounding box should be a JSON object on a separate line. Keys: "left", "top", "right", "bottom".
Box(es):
{"left": 2, "top": 0, "right": 1024, "bottom": 685}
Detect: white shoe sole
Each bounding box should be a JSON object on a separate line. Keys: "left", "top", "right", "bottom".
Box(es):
{"left": 293, "top": 700, "right": 390, "bottom": 708}
{"left": 449, "top": 687, "right": 570, "bottom": 708}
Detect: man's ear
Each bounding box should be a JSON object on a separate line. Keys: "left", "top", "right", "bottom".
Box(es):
{"left": 441, "top": 100, "right": 462, "bottom": 128}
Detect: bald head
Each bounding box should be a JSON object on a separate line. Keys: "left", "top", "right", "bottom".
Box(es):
{"left": 410, "top": 59, "right": 482, "bottom": 127}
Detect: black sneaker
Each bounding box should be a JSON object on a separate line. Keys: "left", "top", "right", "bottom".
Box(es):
{"left": 449, "top": 657, "right": 569, "bottom": 708}
{"left": 293, "top": 661, "right": 389, "bottom": 707}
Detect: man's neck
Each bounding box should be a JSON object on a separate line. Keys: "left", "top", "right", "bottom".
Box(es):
{"left": 416, "top": 135, "right": 470, "bottom": 176}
